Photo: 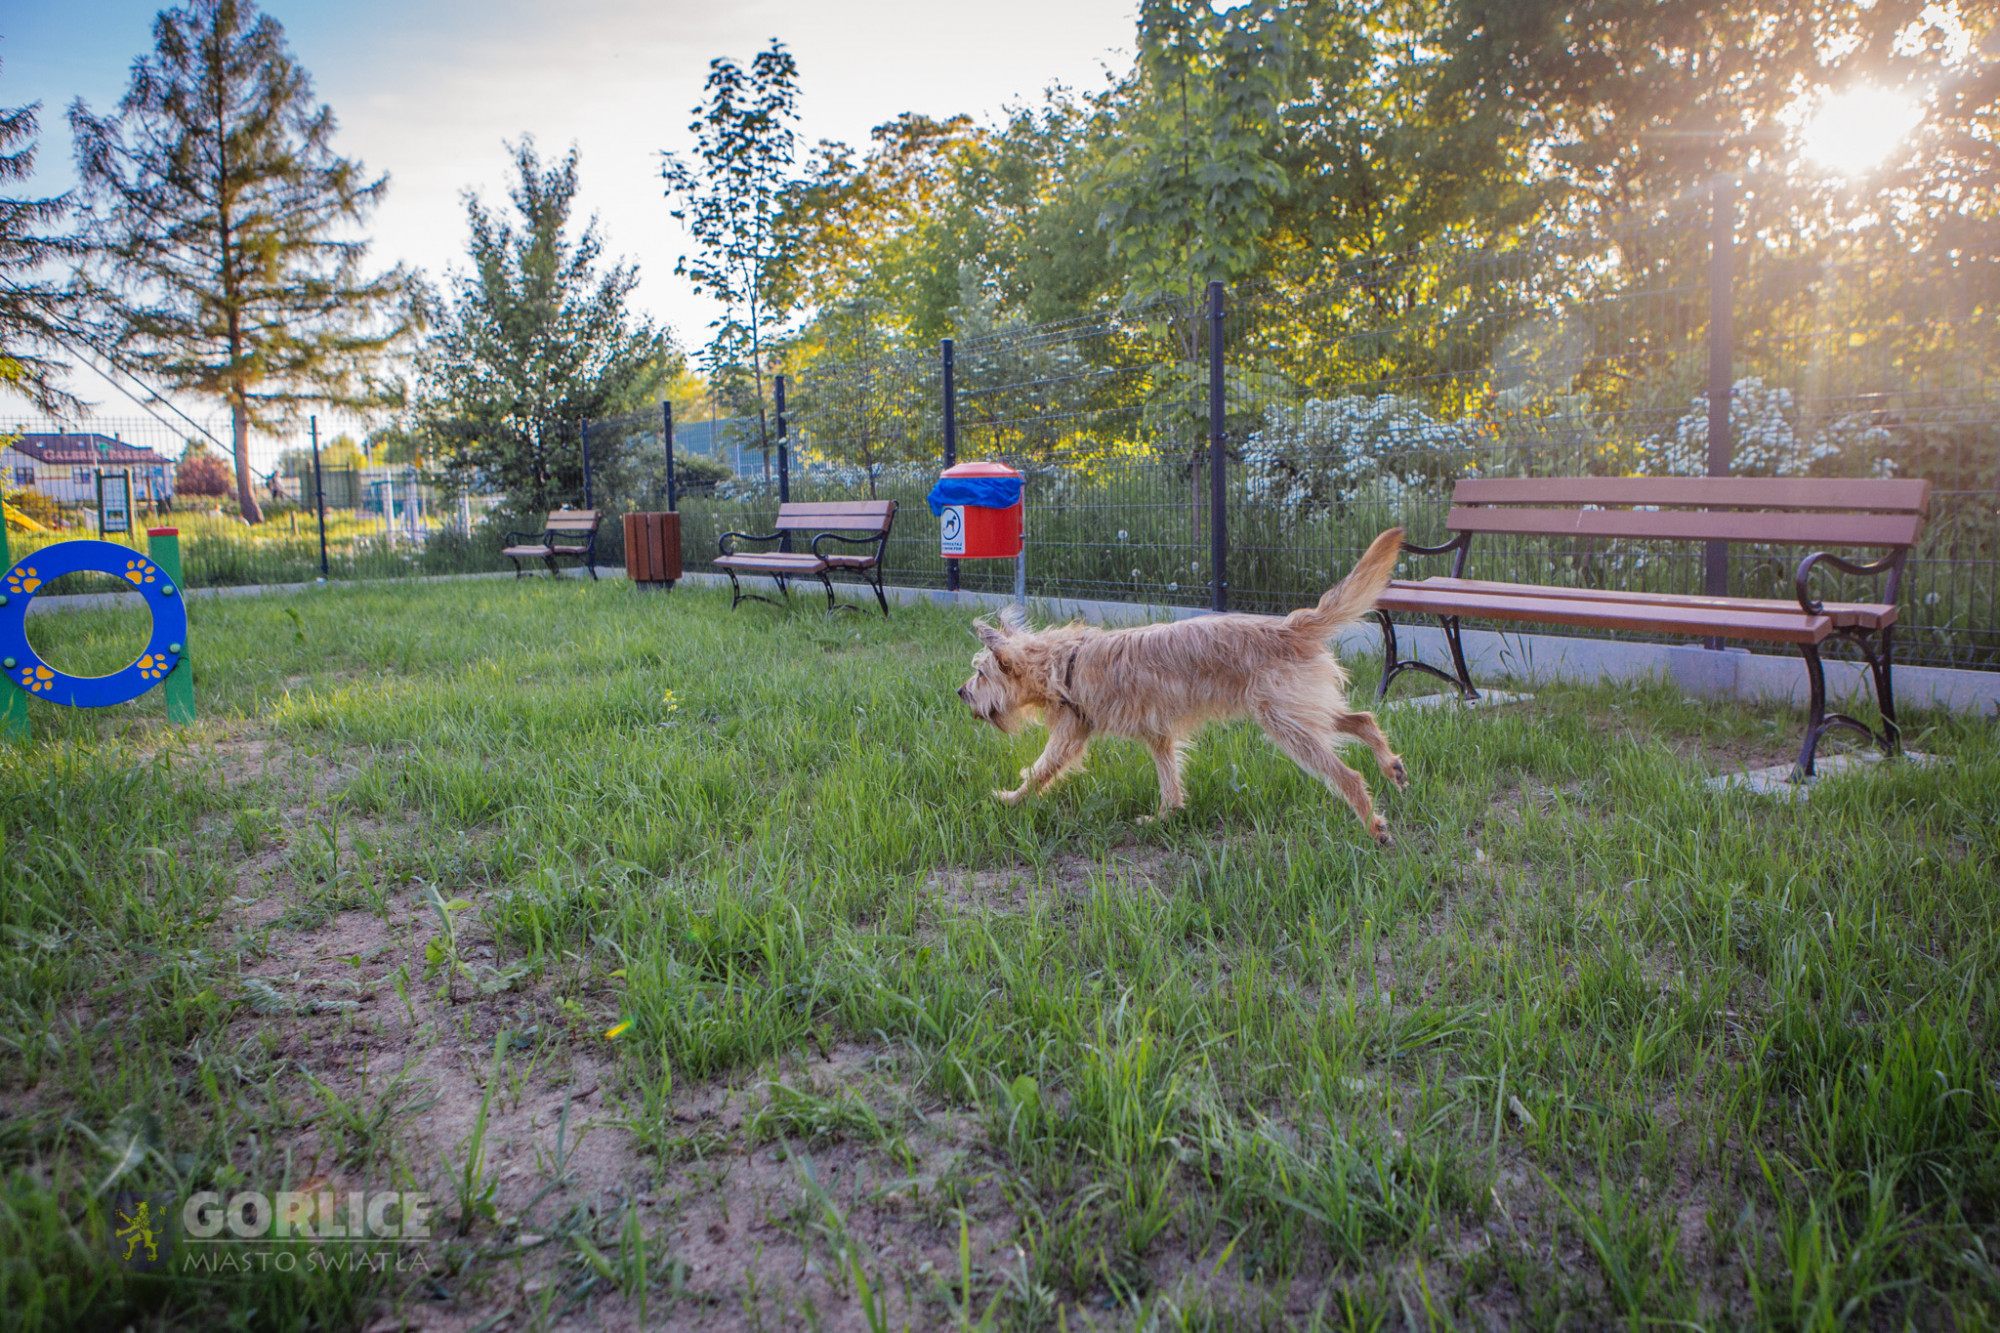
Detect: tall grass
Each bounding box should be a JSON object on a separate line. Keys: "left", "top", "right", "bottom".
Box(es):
{"left": 0, "top": 579, "right": 1994, "bottom": 1328}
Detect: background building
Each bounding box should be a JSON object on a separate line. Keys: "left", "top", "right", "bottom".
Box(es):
{"left": 3, "top": 433, "right": 176, "bottom": 507}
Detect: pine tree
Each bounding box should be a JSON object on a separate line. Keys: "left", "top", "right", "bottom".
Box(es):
{"left": 0, "top": 70, "right": 81, "bottom": 416}
{"left": 70, "top": 0, "right": 406, "bottom": 523}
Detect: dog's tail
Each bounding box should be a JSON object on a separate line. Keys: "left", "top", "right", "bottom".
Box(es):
{"left": 1285, "top": 528, "right": 1405, "bottom": 638}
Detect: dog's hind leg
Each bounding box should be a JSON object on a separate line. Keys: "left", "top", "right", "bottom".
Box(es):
{"left": 994, "top": 714, "right": 1091, "bottom": 806}
{"left": 1334, "top": 711, "right": 1407, "bottom": 789}
{"left": 1256, "top": 705, "right": 1391, "bottom": 845}
{"left": 1140, "top": 733, "right": 1188, "bottom": 821}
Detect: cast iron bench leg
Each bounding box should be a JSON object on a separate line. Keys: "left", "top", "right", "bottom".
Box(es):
{"left": 1794, "top": 629, "right": 1901, "bottom": 781}
{"left": 1374, "top": 610, "right": 1479, "bottom": 702}
{"left": 1876, "top": 626, "right": 1900, "bottom": 755}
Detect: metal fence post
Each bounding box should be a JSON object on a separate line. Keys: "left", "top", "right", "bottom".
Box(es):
{"left": 1208, "top": 281, "right": 1228, "bottom": 613}
{"left": 580, "top": 417, "right": 593, "bottom": 510}
{"left": 663, "top": 400, "right": 678, "bottom": 512}
{"left": 310, "top": 415, "right": 329, "bottom": 580}
{"left": 942, "top": 338, "right": 959, "bottom": 593}
{"left": 1705, "top": 175, "right": 1735, "bottom": 622}
{"left": 775, "top": 374, "right": 791, "bottom": 552}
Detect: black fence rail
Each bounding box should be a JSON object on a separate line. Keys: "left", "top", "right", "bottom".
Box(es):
{"left": 18, "top": 185, "right": 1992, "bottom": 671}
{"left": 2, "top": 413, "right": 510, "bottom": 587}
{"left": 583, "top": 186, "right": 1997, "bottom": 670}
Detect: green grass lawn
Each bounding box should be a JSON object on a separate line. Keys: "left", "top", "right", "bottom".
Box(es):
{"left": 1, "top": 579, "right": 1996, "bottom": 1331}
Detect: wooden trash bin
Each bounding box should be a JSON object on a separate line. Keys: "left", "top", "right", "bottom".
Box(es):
{"left": 623, "top": 512, "right": 682, "bottom": 590}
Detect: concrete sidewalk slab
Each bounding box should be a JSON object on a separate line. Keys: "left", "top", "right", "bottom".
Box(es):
{"left": 1707, "top": 750, "right": 1944, "bottom": 799}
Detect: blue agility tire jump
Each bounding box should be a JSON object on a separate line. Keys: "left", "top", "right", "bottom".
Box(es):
{"left": 0, "top": 541, "right": 189, "bottom": 708}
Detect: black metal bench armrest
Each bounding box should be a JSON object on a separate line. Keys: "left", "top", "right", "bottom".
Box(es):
{"left": 719, "top": 529, "right": 783, "bottom": 557}
{"left": 811, "top": 530, "right": 889, "bottom": 559}
{"left": 504, "top": 529, "right": 546, "bottom": 546}
{"left": 1795, "top": 549, "right": 1903, "bottom": 616}
{"left": 1398, "top": 530, "right": 1472, "bottom": 577}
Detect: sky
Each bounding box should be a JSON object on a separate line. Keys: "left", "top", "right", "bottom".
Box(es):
{"left": 2, "top": 0, "right": 1139, "bottom": 429}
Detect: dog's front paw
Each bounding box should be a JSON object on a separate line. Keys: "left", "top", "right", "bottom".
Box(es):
{"left": 1389, "top": 757, "right": 1409, "bottom": 789}
{"left": 1370, "top": 815, "right": 1394, "bottom": 847}
{"left": 992, "top": 788, "right": 1026, "bottom": 806}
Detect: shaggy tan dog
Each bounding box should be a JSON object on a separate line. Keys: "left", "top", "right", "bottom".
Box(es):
{"left": 958, "top": 528, "right": 1409, "bottom": 844}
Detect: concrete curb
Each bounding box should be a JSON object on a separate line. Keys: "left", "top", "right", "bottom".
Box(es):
{"left": 27, "top": 564, "right": 2000, "bottom": 719}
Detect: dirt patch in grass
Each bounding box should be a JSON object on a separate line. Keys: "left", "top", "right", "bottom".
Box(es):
{"left": 617, "top": 1049, "right": 1020, "bottom": 1332}
{"left": 924, "top": 841, "right": 1188, "bottom": 919}
{"left": 227, "top": 818, "right": 1031, "bottom": 1332}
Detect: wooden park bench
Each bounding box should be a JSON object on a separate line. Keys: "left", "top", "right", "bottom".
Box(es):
{"left": 715, "top": 500, "right": 898, "bottom": 615}
{"left": 502, "top": 508, "right": 602, "bottom": 580}
{"left": 1374, "top": 477, "right": 1930, "bottom": 778}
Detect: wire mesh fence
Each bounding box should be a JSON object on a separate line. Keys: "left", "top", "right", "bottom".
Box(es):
{"left": 614, "top": 188, "right": 1994, "bottom": 670}
{"left": 11, "top": 186, "right": 1995, "bottom": 670}
{"left": 1, "top": 411, "right": 509, "bottom": 586}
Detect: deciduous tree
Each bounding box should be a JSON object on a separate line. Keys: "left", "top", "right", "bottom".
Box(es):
{"left": 175, "top": 438, "right": 234, "bottom": 497}
{"left": 415, "top": 139, "right": 669, "bottom": 515}
{"left": 663, "top": 42, "right": 801, "bottom": 472}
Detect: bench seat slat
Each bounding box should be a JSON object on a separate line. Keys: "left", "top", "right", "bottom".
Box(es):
{"left": 1401, "top": 578, "right": 1897, "bottom": 629}
{"left": 1376, "top": 585, "right": 1833, "bottom": 644}
{"left": 1453, "top": 477, "right": 1930, "bottom": 514}
{"left": 501, "top": 544, "right": 553, "bottom": 557}
{"left": 714, "top": 553, "right": 828, "bottom": 573}
{"left": 771, "top": 510, "right": 895, "bottom": 530}
{"left": 1446, "top": 505, "right": 1923, "bottom": 548}
{"left": 769, "top": 500, "right": 896, "bottom": 514}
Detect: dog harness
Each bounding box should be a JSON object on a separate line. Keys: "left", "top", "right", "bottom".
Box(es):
{"left": 1055, "top": 644, "right": 1090, "bottom": 729}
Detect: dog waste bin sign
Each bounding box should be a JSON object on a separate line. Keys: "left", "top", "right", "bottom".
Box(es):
{"left": 928, "top": 461, "right": 1023, "bottom": 559}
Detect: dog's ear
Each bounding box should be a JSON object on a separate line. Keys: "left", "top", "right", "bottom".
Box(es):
{"left": 972, "top": 618, "right": 1025, "bottom": 674}
{"left": 998, "top": 604, "right": 1028, "bottom": 636}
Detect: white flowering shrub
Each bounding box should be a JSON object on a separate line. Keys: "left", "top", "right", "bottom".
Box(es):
{"left": 1645, "top": 377, "right": 1898, "bottom": 478}
{"left": 1242, "top": 395, "right": 1483, "bottom": 518}
{"left": 1484, "top": 386, "right": 1607, "bottom": 475}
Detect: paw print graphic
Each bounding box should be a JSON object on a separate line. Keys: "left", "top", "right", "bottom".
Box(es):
{"left": 137, "top": 653, "right": 170, "bottom": 680}
{"left": 5, "top": 565, "right": 40, "bottom": 596}
{"left": 124, "top": 560, "right": 157, "bottom": 587}
{"left": 17, "top": 664, "right": 52, "bottom": 694}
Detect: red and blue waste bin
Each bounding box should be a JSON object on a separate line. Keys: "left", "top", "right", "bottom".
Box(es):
{"left": 928, "top": 461, "right": 1023, "bottom": 559}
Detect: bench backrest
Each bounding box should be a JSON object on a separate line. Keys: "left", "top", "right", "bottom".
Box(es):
{"left": 1446, "top": 478, "right": 1929, "bottom": 549}
{"left": 770, "top": 500, "right": 897, "bottom": 533}
{"left": 543, "top": 508, "right": 601, "bottom": 535}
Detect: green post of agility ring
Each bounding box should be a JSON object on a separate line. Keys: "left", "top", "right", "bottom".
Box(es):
{"left": 0, "top": 521, "right": 22, "bottom": 743}
{"left": 0, "top": 524, "right": 195, "bottom": 740}
{"left": 149, "top": 528, "right": 196, "bottom": 726}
